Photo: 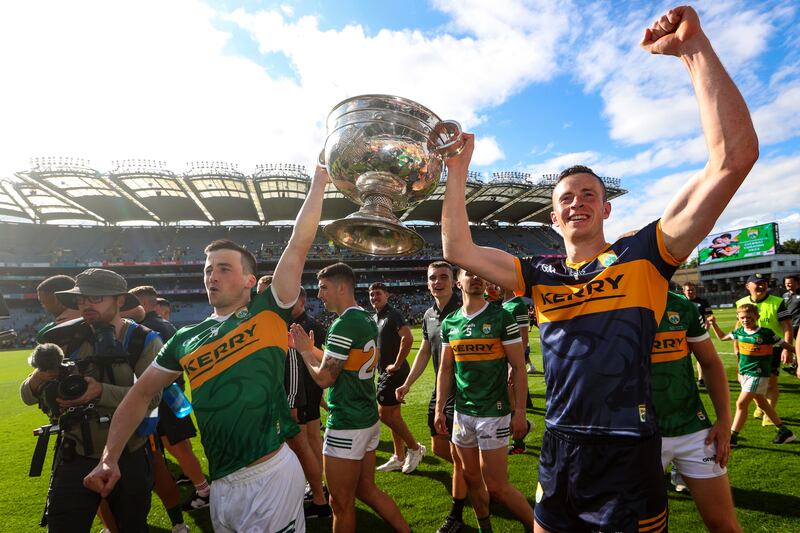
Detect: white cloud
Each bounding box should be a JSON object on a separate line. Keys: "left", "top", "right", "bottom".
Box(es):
{"left": 604, "top": 152, "right": 800, "bottom": 242}
{"left": 227, "top": 1, "right": 573, "bottom": 129}
{"left": 0, "top": 0, "right": 575, "bottom": 179}
{"left": 573, "top": 1, "right": 782, "bottom": 147}
{"left": 751, "top": 83, "right": 800, "bottom": 145}
{"left": 471, "top": 136, "right": 505, "bottom": 166}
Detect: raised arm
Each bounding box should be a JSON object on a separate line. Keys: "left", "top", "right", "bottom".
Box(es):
{"left": 642, "top": 7, "right": 758, "bottom": 260}
{"left": 441, "top": 134, "right": 520, "bottom": 290}
{"left": 272, "top": 165, "right": 329, "bottom": 305}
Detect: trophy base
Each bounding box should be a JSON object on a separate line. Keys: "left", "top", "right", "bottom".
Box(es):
{"left": 324, "top": 213, "right": 424, "bottom": 256}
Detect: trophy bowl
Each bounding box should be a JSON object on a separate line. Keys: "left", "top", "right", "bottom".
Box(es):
{"left": 321, "top": 94, "right": 464, "bottom": 256}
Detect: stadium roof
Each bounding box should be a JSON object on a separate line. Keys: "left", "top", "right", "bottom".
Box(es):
{"left": 3, "top": 158, "right": 626, "bottom": 226}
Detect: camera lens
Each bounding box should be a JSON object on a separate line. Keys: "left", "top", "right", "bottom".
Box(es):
{"left": 58, "top": 374, "right": 88, "bottom": 401}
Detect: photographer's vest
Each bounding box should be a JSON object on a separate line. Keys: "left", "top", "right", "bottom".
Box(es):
{"left": 43, "top": 320, "right": 159, "bottom": 458}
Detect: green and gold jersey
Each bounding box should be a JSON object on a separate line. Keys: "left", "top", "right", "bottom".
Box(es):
{"left": 502, "top": 296, "right": 529, "bottom": 328}
{"left": 324, "top": 306, "right": 380, "bottom": 430}
{"left": 153, "top": 287, "right": 299, "bottom": 480}
{"left": 442, "top": 302, "right": 521, "bottom": 417}
{"left": 650, "top": 292, "right": 711, "bottom": 437}
{"left": 731, "top": 326, "right": 781, "bottom": 377}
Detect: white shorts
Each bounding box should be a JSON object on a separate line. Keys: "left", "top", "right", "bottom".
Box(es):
{"left": 739, "top": 373, "right": 768, "bottom": 394}
{"left": 210, "top": 444, "right": 305, "bottom": 533}
{"left": 661, "top": 428, "right": 727, "bottom": 480}
{"left": 452, "top": 411, "right": 511, "bottom": 450}
{"left": 323, "top": 420, "right": 380, "bottom": 460}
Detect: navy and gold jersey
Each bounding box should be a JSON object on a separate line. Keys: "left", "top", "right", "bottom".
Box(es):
{"left": 514, "top": 220, "right": 681, "bottom": 437}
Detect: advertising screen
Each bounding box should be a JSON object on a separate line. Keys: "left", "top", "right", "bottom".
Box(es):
{"left": 698, "top": 222, "right": 777, "bottom": 265}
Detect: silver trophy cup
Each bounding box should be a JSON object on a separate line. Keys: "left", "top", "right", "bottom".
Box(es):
{"left": 321, "top": 94, "right": 465, "bottom": 256}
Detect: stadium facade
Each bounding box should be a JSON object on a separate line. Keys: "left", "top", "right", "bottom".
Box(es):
{"left": 0, "top": 158, "right": 628, "bottom": 347}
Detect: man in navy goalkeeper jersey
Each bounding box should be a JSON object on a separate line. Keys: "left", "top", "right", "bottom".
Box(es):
{"left": 441, "top": 6, "right": 758, "bottom": 533}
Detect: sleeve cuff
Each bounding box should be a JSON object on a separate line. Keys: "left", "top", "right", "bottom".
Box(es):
{"left": 151, "top": 360, "right": 182, "bottom": 376}
{"left": 323, "top": 349, "right": 348, "bottom": 361}
{"left": 687, "top": 332, "right": 710, "bottom": 343}
{"left": 655, "top": 220, "right": 686, "bottom": 266}
{"left": 271, "top": 284, "right": 298, "bottom": 310}
{"left": 512, "top": 256, "right": 527, "bottom": 297}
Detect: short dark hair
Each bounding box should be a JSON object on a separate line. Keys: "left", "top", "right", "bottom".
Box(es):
{"left": 428, "top": 260, "right": 453, "bottom": 272}
{"left": 204, "top": 239, "right": 257, "bottom": 276}
{"left": 317, "top": 262, "right": 356, "bottom": 288}
{"left": 682, "top": 281, "right": 696, "bottom": 288}
{"left": 156, "top": 297, "right": 170, "bottom": 308}
{"left": 37, "top": 275, "right": 75, "bottom": 294}
{"left": 556, "top": 165, "right": 608, "bottom": 202}
{"left": 785, "top": 274, "right": 800, "bottom": 283}
{"left": 369, "top": 282, "right": 389, "bottom": 292}
{"left": 130, "top": 285, "right": 158, "bottom": 300}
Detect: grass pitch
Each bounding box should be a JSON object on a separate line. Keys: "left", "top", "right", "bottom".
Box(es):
{"left": 1, "top": 308, "right": 799, "bottom": 532}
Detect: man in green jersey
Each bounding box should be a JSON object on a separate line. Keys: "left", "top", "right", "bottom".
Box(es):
{"left": 709, "top": 304, "right": 796, "bottom": 447}
{"left": 436, "top": 269, "right": 533, "bottom": 532}
{"left": 85, "top": 164, "right": 330, "bottom": 533}
{"left": 735, "top": 274, "right": 793, "bottom": 424}
{"left": 396, "top": 261, "right": 468, "bottom": 533}
{"left": 501, "top": 287, "right": 534, "bottom": 454}
{"left": 652, "top": 292, "right": 740, "bottom": 532}
{"left": 291, "top": 262, "right": 409, "bottom": 533}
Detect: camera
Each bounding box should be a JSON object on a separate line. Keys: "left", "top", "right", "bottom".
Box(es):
{"left": 29, "top": 343, "right": 88, "bottom": 419}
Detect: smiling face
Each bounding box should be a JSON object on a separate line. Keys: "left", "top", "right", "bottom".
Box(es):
{"left": 551, "top": 173, "right": 611, "bottom": 245}
{"left": 369, "top": 288, "right": 389, "bottom": 311}
{"left": 746, "top": 280, "right": 769, "bottom": 301}
{"left": 204, "top": 248, "right": 255, "bottom": 313}
{"left": 427, "top": 266, "right": 453, "bottom": 300}
{"left": 682, "top": 284, "right": 697, "bottom": 300}
{"left": 785, "top": 277, "right": 798, "bottom": 292}
{"left": 737, "top": 309, "right": 758, "bottom": 330}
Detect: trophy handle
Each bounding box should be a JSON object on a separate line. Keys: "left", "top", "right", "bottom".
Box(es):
{"left": 318, "top": 149, "right": 327, "bottom": 168}
{"left": 431, "top": 120, "right": 465, "bottom": 159}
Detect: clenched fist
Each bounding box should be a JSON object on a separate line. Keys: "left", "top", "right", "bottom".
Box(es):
{"left": 640, "top": 6, "right": 703, "bottom": 56}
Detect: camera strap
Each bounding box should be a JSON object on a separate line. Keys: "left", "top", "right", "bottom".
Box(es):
{"left": 29, "top": 425, "right": 53, "bottom": 477}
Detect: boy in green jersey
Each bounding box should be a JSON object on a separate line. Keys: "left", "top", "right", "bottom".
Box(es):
{"left": 708, "top": 304, "right": 796, "bottom": 446}
{"left": 652, "top": 292, "right": 740, "bottom": 532}
{"left": 85, "top": 163, "right": 331, "bottom": 533}
{"left": 735, "top": 274, "right": 793, "bottom": 424}
{"left": 435, "top": 269, "right": 533, "bottom": 532}
{"left": 291, "top": 262, "right": 410, "bottom": 533}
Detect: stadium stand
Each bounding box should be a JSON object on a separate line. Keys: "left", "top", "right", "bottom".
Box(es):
{"left": 1, "top": 159, "right": 633, "bottom": 348}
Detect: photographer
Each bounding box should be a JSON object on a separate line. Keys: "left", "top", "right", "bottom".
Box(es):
{"left": 20, "top": 268, "right": 162, "bottom": 533}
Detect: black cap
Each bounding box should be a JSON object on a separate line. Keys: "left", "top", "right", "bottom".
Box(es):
{"left": 746, "top": 273, "right": 768, "bottom": 285}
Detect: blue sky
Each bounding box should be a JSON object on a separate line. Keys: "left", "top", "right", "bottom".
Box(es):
{"left": 0, "top": 0, "right": 798, "bottom": 244}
